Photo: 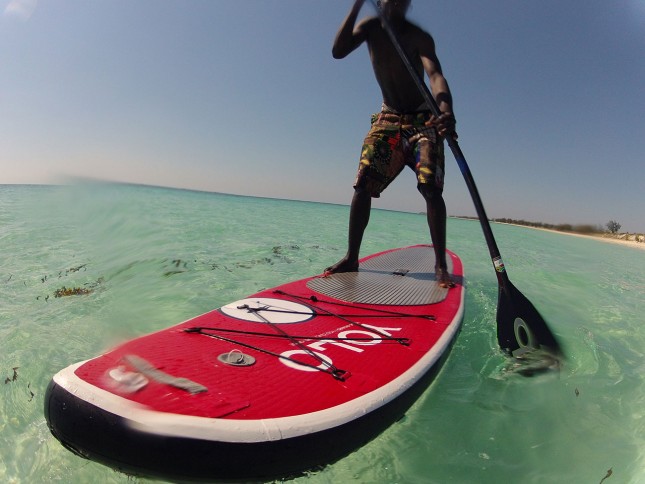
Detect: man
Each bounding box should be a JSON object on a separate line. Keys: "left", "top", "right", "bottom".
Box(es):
{"left": 325, "top": 0, "right": 457, "bottom": 288}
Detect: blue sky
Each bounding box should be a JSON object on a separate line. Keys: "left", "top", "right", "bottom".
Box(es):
{"left": 2, "top": 0, "right": 644, "bottom": 232}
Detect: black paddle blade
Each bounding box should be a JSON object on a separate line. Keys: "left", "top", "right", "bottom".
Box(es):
{"left": 496, "top": 281, "right": 562, "bottom": 358}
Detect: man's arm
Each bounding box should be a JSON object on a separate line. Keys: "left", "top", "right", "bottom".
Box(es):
{"left": 419, "top": 32, "right": 456, "bottom": 137}
{"left": 332, "top": 0, "right": 368, "bottom": 59}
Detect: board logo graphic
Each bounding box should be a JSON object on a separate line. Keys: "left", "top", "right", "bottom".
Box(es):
{"left": 279, "top": 324, "right": 403, "bottom": 372}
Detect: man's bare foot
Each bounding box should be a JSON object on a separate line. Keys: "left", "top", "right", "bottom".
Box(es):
{"left": 324, "top": 257, "right": 359, "bottom": 275}
{"left": 435, "top": 267, "right": 455, "bottom": 288}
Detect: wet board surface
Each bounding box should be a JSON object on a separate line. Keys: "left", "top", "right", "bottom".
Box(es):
{"left": 44, "top": 244, "right": 465, "bottom": 481}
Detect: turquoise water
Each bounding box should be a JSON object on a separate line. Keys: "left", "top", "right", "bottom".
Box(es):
{"left": 1, "top": 183, "right": 644, "bottom": 483}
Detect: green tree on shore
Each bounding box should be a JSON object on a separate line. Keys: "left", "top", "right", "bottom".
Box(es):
{"left": 606, "top": 220, "right": 621, "bottom": 233}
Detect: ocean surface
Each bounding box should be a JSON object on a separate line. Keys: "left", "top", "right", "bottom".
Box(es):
{"left": 1, "top": 183, "right": 644, "bottom": 484}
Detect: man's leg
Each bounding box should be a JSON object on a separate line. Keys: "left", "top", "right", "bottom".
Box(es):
{"left": 419, "top": 185, "right": 455, "bottom": 288}
{"left": 324, "top": 188, "right": 371, "bottom": 274}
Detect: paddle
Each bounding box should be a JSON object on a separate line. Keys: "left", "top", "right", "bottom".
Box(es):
{"left": 367, "top": 0, "right": 562, "bottom": 358}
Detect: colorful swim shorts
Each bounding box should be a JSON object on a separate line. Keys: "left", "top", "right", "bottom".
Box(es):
{"left": 353, "top": 111, "right": 445, "bottom": 198}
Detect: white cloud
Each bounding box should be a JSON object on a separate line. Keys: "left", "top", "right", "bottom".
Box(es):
{"left": 4, "top": 0, "right": 38, "bottom": 21}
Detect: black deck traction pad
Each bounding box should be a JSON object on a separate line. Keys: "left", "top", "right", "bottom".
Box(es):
{"left": 307, "top": 246, "right": 452, "bottom": 305}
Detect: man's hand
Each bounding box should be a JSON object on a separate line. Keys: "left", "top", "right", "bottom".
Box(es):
{"left": 428, "top": 112, "right": 457, "bottom": 139}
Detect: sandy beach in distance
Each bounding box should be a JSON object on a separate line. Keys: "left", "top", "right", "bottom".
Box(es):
{"left": 520, "top": 225, "right": 645, "bottom": 251}
{"left": 453, "top": 217, "right": 645, "bottom": 251}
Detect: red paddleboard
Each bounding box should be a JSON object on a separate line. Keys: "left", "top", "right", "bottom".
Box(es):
{"left": 44, "top": 245, "right": 465, "bottom": 481}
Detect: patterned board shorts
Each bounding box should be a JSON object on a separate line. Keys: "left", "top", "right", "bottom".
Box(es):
{"left": 353, "top": 111, "right": 445, "bottom": 198}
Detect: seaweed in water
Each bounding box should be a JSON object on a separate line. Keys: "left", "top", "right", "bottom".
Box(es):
{"left": 4, "top": 367, "right": 19, "bottom": 384}
{"left": 599, "top": 468, "right": 613, "bottom": 483}
{"left": 164, "top": 258, "right": 189, "bottom": 276}
{"left": 54, "top": 286, "right": 93, "bottom": 297}
{"left": 50, "top": 276, "right": 104, "bottom": 298}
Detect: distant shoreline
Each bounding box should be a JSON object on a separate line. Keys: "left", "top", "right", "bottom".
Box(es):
{"left": 449, "top": 216, "right": 644, "bottom": 251}
{"left": 502, "top": 223, "right": 645, "bottom": 251}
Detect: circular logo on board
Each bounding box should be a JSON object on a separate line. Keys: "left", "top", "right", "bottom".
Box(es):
{"left": 219, "top": 298, "right": 315, "bottom": 324}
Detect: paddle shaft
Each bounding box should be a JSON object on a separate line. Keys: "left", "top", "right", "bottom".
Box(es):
{"left": 368, "top": 0, "right": 509, "bottom": 288}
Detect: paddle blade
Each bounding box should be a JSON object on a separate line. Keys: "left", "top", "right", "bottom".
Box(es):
{"left": 496, "top": 281, "right": 562, "bottom": 358}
